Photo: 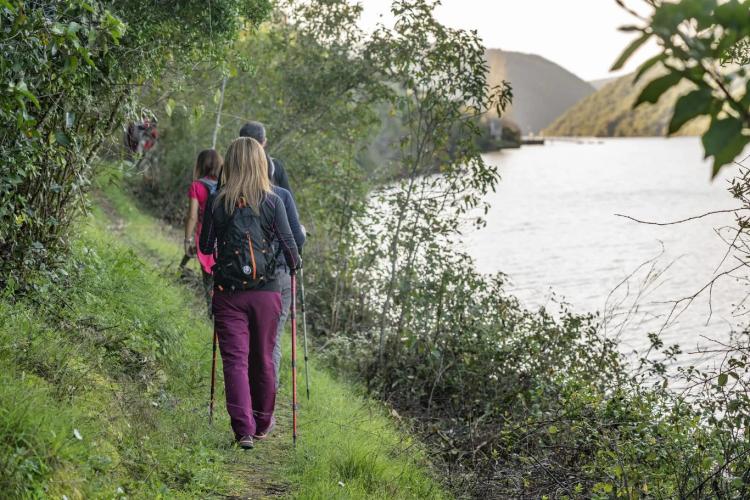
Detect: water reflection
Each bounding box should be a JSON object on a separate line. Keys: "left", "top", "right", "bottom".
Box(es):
{"left": 467, "top": 137, "right": 748, "bottom": 368}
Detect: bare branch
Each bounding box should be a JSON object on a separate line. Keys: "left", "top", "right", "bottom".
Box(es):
{"left": 615, "top": 208, "right": 746, "bottom": 226}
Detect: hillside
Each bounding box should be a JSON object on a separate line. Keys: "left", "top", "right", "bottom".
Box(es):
{"left": 543, "top": 70, "right": 709, "bottom": 137}
{"left": 485, "top": 49, "right": 596, "bottom": 134}
{"left": 589, "top": 76, "right": 619, "bottom": 90}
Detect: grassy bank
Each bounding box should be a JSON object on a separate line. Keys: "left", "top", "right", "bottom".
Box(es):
{"left": 0, "top": 180, "right": 444, "bottom": 499}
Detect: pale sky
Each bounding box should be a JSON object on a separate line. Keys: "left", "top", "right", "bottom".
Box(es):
{"left": 356, "top": 0, "right": 659, "bottom": 82}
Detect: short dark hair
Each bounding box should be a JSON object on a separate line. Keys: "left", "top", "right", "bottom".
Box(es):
{"left": 239, "top": 121, "right": 266, "bottom": 143}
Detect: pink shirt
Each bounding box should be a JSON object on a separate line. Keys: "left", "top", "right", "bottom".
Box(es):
{"left": 188, "top": 177, "right": 217, "bottom": 274}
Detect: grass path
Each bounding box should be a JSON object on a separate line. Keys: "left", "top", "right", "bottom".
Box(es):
{"left": 0, "top": 181, "right": 444, "bottom": 498}
{"left": 94, "top": 191, "right": 293, "bottom": 499}
{"left": 96, "top": 184, "right": 446, "bottom": 499}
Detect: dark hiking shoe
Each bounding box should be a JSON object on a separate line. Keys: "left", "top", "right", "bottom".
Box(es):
{"left": 237, "top": 435, "right": 254, "bottom": 449}
{"left": 253, "top": 417, "right": 276, "bottom": 440}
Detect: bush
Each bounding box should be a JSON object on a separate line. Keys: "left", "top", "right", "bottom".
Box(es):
{"left": 322, "top": 246, "right": 750, "bottom": 497}
{"left": 0, "top": 0, "right": 271, "bottom": 287}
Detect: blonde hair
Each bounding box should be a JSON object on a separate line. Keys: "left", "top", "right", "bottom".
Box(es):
{"left": 193, "top": 149, "right": 223, "bottom": 180}
{"left": 217, "top": 137, "right": 271, "bottom": 214}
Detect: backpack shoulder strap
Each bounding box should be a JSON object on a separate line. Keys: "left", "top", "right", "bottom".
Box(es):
{"left": 197, "top": 177, "right": 217, "bottom": 194}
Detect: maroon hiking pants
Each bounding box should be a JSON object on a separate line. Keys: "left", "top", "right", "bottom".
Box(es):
{"left": 213, "top": 289, "right": 281, "bottom": 438}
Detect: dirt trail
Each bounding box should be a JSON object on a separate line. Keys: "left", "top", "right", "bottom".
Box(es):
{"left": 223, "top": 402, "right": 294, "bottom": 499}
{"left": 97, "top": 192, "right": 293, "bottom": 499}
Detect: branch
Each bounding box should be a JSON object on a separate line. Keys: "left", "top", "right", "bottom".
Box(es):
{"left": 684, "top": 448, "right": 750, "bottom": 499}
{"left": 657, "top": 260, "right": 746, "bottom": 335}
{"left": 614, "top": 0, "right": 650, "bottom": 21}
{"left": 614, "top": 208, "right": 745, "bottom": 226}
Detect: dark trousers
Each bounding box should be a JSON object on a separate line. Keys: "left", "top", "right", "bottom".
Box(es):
{"left": 272, "top": 270, "right": 292, "bottom": 391}
{"left": 213, "top": 289, "right": 281, "bottom": 438}
{"left": 201, "top": 270, "right": 213, "bottom": 318}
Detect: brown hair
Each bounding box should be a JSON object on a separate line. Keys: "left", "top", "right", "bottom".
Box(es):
{"left": 216, "top": 137, "right": 271, "bottom": 214}
{"left": 193, "top": 149, "right": 223, "bottom": 180}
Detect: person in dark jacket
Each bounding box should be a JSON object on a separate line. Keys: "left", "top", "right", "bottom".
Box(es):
{"left": 200, "top": 137, "right": 300, "bottom": 449}
{"left": 238, "top": 121, "right": 292, "bottom": 194}
{"left": 269, "top": 183, "right": 305, "bottom": 390}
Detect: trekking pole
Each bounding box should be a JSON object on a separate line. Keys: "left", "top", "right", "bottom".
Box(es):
{"left": 179, "top": 254, "right": 191, "bottom": 268}
{"left": 299, "top": 267, "right": 311, "bottom": 400}
{"left": 209, "top": 328, "right": 218, "bottom": 424}
{"left": 290, "top": 272, "right": 298, "bottom": 447}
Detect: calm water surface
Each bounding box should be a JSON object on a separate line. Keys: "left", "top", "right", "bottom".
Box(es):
{"left": 467, "top": 137, "right": 748, "bottom": 364}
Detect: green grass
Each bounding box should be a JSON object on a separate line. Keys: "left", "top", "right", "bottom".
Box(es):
{"left": 0, "top": 179, "right": 444, "bottom": 498}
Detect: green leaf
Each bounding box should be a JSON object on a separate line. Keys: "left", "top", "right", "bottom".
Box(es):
{"left": 165, "top": 98, "right": 175, "bottom": 118}
{"left": 612, "top": 32, "right": 651, "bottom": 71}
{"left": 54, "top": 131, "right": 70, "bottom": 146}
{"left": 668, "top": 88, "right": 712, "bottom": 135}
{"left": 80, "top": 49, "right": 94, "bottom": 67}
{"left": 702, "top": 116, "right": 749, "bottom": 177}
{"left": 66, "top": 55, "right": 79, "bottom": 72}
{"left": 15, "top": 81, "right": 40, "bottom": 109}
{"left": 718, "top": 373, "right": 728, "bottom": 387}
{"left": 634, "top": 53, "right": 666, "bottom": 84}
{"left": 714, "top": 133, "right": 750, "bottom": 177}
{"left": 213, "top": 88, "right": 222, "bottom": 105}
{"left": 635, "top": 72, "right": 683, "bottom": 107}
{"left": 192, "top": 104, "right": 205, "bottom": 122}
{"left": 0, "top": 0, "right": 16, "bottom": 12}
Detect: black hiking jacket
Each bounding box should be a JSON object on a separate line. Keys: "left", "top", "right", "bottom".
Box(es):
{"left": 199, "top": 191, "right": 300, "bottom": 292}
{"left": 269, "top": 156, "right": 292, "bottom": 194}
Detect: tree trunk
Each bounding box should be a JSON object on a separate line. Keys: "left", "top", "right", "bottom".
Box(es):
{"left": 211, "top": 76, "right": 228, "bottom": 149}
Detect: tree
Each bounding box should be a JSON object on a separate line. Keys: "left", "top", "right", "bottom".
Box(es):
{"left": 134, "top": 0, "right": 384, "bottom": 339}
{"left": 616, "top": 2, "right": 750, "bottom": 495}
{"left": 0, "top": 0, "right": 271, "bottom": 287}
{"left": 614, "top": 0, "right": 750, "bottom": 177}
{"left": 358, "top": 0, "right": 511, "bottom": 371}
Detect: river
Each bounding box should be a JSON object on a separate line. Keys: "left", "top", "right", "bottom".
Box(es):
{"left": 466, "top": 137, "right": 748, "bottom": 366}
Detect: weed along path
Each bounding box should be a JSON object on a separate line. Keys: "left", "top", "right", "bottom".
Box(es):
{"left": 92, "top": 185, "right": 446, "bottom": 499}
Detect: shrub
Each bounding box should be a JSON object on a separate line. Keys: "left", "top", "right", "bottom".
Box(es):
{"left": 0, "top": 0, "right": 271, "bottom": 287}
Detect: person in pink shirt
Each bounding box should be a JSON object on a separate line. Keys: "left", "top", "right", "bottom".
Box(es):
{"left": 184, "top": 149, "right": 223, "bottom": 317}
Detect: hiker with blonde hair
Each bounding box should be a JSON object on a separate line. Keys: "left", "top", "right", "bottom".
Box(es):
{"left": 199, "top": 137, "right": 300, "bottom": 449}
{"left": 239, "top": 122, "right": 306, "bottom": 390}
